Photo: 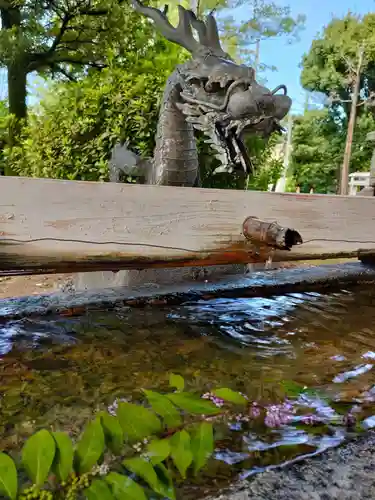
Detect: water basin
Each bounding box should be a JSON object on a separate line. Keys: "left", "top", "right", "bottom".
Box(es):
{"left": 1, "top": 286, "right": 375, "bottom": 496}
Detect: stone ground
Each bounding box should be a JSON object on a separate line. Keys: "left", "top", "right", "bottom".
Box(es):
{"left": 208, "top": 432, "right": 375, "bottom": 500}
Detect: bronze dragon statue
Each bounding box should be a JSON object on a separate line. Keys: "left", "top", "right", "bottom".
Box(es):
{"left": 109, "top": 0, "right": 292, "bottom": 187}
{"left": 71, "top": 1, "right": 293, "bottom": 292}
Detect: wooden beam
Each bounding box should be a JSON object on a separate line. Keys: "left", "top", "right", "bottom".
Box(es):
{"left": 1, "top": 176, "right": 375, "bottom": 276}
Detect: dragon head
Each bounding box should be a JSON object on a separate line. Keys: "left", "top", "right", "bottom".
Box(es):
{"left": 132, "top": 0, "right": 292, "bottom": 176}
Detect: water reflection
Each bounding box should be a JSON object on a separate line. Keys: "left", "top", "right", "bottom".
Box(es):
{"left": 1, "top": 287, "right": 375, "bottom": 484}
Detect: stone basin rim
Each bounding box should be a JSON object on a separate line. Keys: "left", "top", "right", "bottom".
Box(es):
{"left": 1, "top": 261, "right": 375, "bottom": 320}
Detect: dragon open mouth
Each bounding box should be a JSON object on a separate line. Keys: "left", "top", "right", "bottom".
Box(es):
{"left": 178, "top": 76, "right": 291, "bottom": 176}
{"left": 214, "top": 121, "right": 253, "bottom": 175}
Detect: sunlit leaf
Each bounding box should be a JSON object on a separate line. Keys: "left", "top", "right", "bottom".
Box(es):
{"left": 169, "top": 373, "right": 185, "bottom": 391}
{"left": 117, "top": 402, "right": 161, "bottom": 442}
{"left": 85, "top": 479, "right": 115, "bottom": 500}
{"left": 0, "top": 453, "right": 17, "bottom": 500}
{"left": 143, "top": 390, "right": 182, "bottom": 427}
{"left": 280, "top": 380, "right": 306, "bottom": 398}
{"left": 75, "top": 418, "right": 105, "bottom": 473}
{"left": 52, "top": 431, "right": 74, "bottom": 481}
{"left": 105, "top": 472, "right": 147, "bottom": 500}
{"left": 145, "top": 439, "right": 171, "bottom": 465}
{"left": 100, "top": 412, "right": 124, "bottom": 454}
{"left": 191, "top": 422, "right": 214, "bottom": 474}
{"left": 22, "top": 429, "right": 56, "bottom": 486}
{"left": 211, "top": 388, "right": 247, "bottom": 405}
{"left": 169, "top": 430, "right": 193, "bottom": 478}
{"left": 167, "top": 392, "right": 221, "bottom": 415}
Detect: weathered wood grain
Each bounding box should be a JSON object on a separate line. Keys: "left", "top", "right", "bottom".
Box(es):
{"left": 2, "top": 176, "right": 375, "bottom": 275}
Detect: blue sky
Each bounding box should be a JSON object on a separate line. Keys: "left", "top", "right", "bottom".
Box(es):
{"left": 258, "top": 0, "right": 375, "bottom": 114}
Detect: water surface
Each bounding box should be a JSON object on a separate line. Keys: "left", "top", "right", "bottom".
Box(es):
{"left": 1, "top": 286, "right": 375, "bottom": 493}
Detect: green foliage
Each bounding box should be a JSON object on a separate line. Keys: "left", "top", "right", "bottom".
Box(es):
{"left": 290, "top": 109, "right": 375, "bottom": 193}
{"left": 198, "top": 132, "right": 284, "bottom": 190}
{"left": 190, "top": 422, "right": 214, "bottom": 475}
{"left": 245, "top": 135, "right": 284, "bottom": 191}
{"left": 169, "top": 430, "right": 193, "bottom": 479}
{"left": 211, "top": 388, "right": 247, "bottom": 405}
{"left": 99, "top": 413, "right": 124, "bottom": 455}
{"left": 169, "top": 373, "right": 185, "bottom": 392}
{"left": 117, "top": 402, "right": 162, "bottom": 442}
{"left": 105, "top": 472, "right": 147, "bottom": 500}
{"left": 301, "top": 13, "right": 375, "bottom": 102}
{"left": 0, "top": 376, "right": 252, "bottom": 499}
{"left": 166, "top": 392, "right": 221, "bottom": 415}
{"left": 0, "top": 453, "right": 17, "bottom": 500}
{"left": 75, "top": 418, "right": 105, "bottom": 474}
{"left": 143, "top": 390, "right": 182, "bottom": 428}
{"left": 85, "top": 479, "right": 114, "bottom": 500}
{"left": 51, "top": 432, "right": 74, "bottom": 482}
{"left": 6, "top": 38, "right": 184, "bottom": 181}
{"left": 296, "top": 13, "right": 375, "bottom": 192}
{"left": 21, "top": 429, "right": 56, "bottom": 487}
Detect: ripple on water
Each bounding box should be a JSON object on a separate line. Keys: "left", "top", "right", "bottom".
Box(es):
{"left": 1, "top": 287, "right": 375, "bottom": 486}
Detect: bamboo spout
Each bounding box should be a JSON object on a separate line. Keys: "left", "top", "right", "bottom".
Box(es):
{"left": 242, "top": 216, "right": 303, "bottom": 251}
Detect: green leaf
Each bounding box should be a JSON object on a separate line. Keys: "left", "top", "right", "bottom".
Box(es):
{"left": 117, "top": 402, "right": 161, "bottom": 442}
{"left": 169, "top": 430, "right": 193, "bottom": 478}
{"left": 52, "top": 431, "right": 74, "bottom": 481}
{"left": 85, "top": 479, "right": 115, "bottom": 500}
{"left": 191, "top": 422, "right": 214, "bottom": 475}
{"left": 143, "top": 390, "right": 182, "bottom": 427}
{"left": 123, "top": 457, "right": 174, "bottom": 498}
{"left": 22, "top": 429, "right": 56, "bottom": 486}
{"left": 145, "top": 439, "right": 171, "bottom": 465}
{"left": 169, "top": 373, "right": 185, "bottom": 391}
{"left": 167, "top": 393, "right": 221, "bottom": 415}
{"left": 100, "top": 412, "right": 124, "bottom": 454}
{"left": 75, "top": 418, "right": 105, "bottom": 474}
{"left": 280, "top": 380, "right": 306, "bottom": 398}
{"left": 0, "top": 453, "right": 17, "bottom": 500}
{"left": 105, "top": 472, "right": 147, "bottom": 500}
{"left": 211, "top": 388, "right": 247, "bottom": 405}
{"left": 154, "top": 463, "right": 175, "bottom": 500}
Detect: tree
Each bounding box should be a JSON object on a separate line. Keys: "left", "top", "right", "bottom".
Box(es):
{"left": 300, "top": 13, "right": 375, "bottom": 192}
{"left": 301, "top": 13, "right": 375, "bottom": 107}
{"left": 6, "top": 35, "right": 186, "bottom": 179}
{"left": 290, "top": 108, "right": 375, "bottom": 193}
{"left": 0, "top": 0, "right": 150, "bottom": 123}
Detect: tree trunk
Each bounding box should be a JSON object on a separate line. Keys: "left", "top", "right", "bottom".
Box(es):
{"left": 1, "top": 6, "right": 28, "bottom": 156}
{"left": 339, "top": 46, "right": 364, "bottom": 195}
{"left": 3, "top": 62, "right": 27, "bottom": 175}
{"left": 7, "top": 62, "right": 27, "bottom": 122}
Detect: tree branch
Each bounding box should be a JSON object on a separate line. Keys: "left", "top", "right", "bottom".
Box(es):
{"left": 48, "top": 62, "right": 77, "bottom": 81}
{"left": 48, "top": 12, "right": 72, "bottom": 55}
{"left": 52, "top": 56, "right": 107, "bottom": 68}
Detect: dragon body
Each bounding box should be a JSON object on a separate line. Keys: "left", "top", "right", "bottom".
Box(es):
{"left": 71, "top": 1, "right": 292, "bottom": 292}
